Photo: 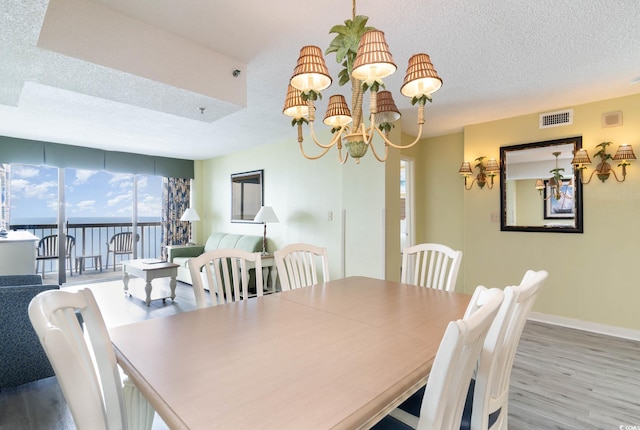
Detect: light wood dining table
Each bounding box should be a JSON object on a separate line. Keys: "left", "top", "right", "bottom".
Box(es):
{"left": 110, "top": 276, "right": 470, "bottom": 430}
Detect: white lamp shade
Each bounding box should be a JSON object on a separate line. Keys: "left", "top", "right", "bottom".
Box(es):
{"left": 180, "top": 208, "right": 201, "bottom": 222}
{"left": 254, "top": 206, "right": 279, "bottom": 223}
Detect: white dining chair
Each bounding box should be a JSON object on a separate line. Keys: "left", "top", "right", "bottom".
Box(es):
{"left": 461, "top": 269, "right": 549, "bottom": 430}
{"left": 274, "top": 243, "right": 329, "bottom": 291}
{"left": 391, "top": 269, "right": 548, "bottom": 430}
{"left": 373, "top": 286, "right": 504, "bottom": 430}
{"left": 401, "top": 243, "right": 463, "bottom": 292}
{"left": 188, "top": 248, "right": 263, "bottom": 308}
{"left": 28, "top": 288, "right": 154, "bottom": 430}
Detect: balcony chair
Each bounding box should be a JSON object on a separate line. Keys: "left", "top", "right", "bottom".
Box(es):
{"left": 372, "top": 286, "right": 504, "bottom": 430}
{"left": 106, "top": 232, "right": 139, "bottom": 271}
{"left": 36, "top": 234, "right": 75, "bottom": 277}
{"left": 273, "top": 243, "right": 329, "bottom": 291}
{"left": 188, "top": 249, "right": 263, "bottom": 309}
{"left": 28, "top": 288, "right": 155, "bottom": 430}
{"left": 401, "top": 243, "right": 463, "bottom": 292}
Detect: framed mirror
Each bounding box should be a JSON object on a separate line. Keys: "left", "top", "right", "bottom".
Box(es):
{"left": 500, "top": 137, "right": 583, "bottom": 233}
{"left": 231, "top": 170, "right": 263, "bottom": 223}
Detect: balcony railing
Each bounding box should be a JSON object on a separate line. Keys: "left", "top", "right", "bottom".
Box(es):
{"left": 10, "top": 220, "right": 163, "bottom": 278}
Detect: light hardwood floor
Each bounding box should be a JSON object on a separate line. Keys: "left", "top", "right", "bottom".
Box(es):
{"left": 1, "top": 279, "right": 639, "bottom": 429}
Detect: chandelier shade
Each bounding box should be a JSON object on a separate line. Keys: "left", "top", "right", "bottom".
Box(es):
{"left": 375, "top": 91, "right": 401, "bottom": 123}
{"left": 613, "top": 143, "right": 637, "bottom": 161}
{"left": 283, "top": 85, "right": 309, "bottom": 119}
{"left": 570, "top": 148, "right": 591, "bottom": 166}
{"left": 351, "top": 30, "right": 397, "bottom": 81}
{"left": 324, "top": 95, "right": 353, "bottom": 127}
{"left": 289, "top": 46, "right": 332, "bottom": 93}
{"left": 484, "top": 158, "right": 500, "bottom": 174}
{"left": 458, "top": 161, "right": 473, "bottom": 176}
{"left": 400, "top": 53, "right": 443, "bottom": 98}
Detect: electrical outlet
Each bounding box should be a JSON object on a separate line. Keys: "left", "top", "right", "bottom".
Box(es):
{"left": 328, "top": 211, "right": 333, "bottom": 221}
{"left": 490, "top": 212, "right": 499, "bottom": 223}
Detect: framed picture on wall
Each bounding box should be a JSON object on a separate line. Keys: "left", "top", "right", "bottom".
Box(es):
{"left": 543, "top": 179, "right": 575, "bottom": 219}
{"left": 231, "top": 170, "right": 263, "bottom": 223}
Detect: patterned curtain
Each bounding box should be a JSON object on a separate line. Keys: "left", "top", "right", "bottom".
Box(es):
{"left": 161, "top": 177, "right": 190, "bottom": 259}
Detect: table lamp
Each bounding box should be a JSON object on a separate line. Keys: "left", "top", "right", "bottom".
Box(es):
{"left": 254, "top": 206, "right": 279, "bottom": 255}
{"left": 180, "top": 208, "right": 200, "bottom": 245}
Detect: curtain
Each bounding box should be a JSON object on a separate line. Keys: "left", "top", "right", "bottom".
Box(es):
{"left": 161, "top": 177, "right": 190, "bottom": 259}
{"left": 0, "top": 164, "right": 8, "bottom": 230}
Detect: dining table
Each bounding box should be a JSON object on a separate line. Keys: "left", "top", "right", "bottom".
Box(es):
{"left": 109, "top": 276, "right": 470, "bottom": 429}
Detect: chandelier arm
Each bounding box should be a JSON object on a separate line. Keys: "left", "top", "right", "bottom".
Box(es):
{"left": 368, "top": 134, "right": 389, "bottom": 162}
{"left": 337, "top": 145, "right": 349, "bottom": 164}
{"left": 298, "top": 139, "right": 334, "bottom": 160}
{"left": 463, "top": 177, "right": 476, "bottom": 190}
{"left": 579, "top": 169, "right": 596, "bottom": 185}
{"left": 308, "top": 121, "right": 346, "bottom": 149}
{"left": 371, "top": 123, "right": 424, "bottom": 149}
{"left": 610, "top": 169, "right": 625, "bottom": 182}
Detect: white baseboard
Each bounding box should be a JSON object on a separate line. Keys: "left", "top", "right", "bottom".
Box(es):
{"left": 528, "top": 312, "right": 640, "bottom": 342}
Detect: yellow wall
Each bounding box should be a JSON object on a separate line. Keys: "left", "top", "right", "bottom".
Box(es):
{"left": 194, "top": 92, "right": 640, "bottom": 331}
{"left": 459, "top": 93, "right": 640, "bottom": 330}
{"left": 401, "top": 133, "right": 466, "bottom": 289}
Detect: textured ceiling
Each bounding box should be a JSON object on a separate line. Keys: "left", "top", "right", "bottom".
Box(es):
{"left": 1, "top": 0, "right": 639, "bottom": 161}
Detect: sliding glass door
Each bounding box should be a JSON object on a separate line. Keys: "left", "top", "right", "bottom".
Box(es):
{"left": 9, "top": 164, "right": 162, "bottom": 284}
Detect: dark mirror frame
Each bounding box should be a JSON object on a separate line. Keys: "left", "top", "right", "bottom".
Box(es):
{"left": 500, "top": 137, "right": 584, "bottom": 233}
{"left": 230, "top": 169, "right": 263, "bottom": 223}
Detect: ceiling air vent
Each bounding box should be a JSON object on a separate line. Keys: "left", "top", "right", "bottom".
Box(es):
{"left": 539, "top": 109, "right": 573, "bottom": 129}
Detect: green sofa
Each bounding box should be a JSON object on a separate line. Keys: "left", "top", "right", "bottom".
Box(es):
{"left": 0, "top": 275, "right": 59, "bottom": 388}
{"left": 167, "top": 233, "right": 263, "bottom": 285}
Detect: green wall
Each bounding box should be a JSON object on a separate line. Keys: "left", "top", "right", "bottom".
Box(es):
{"left": 194, "top": 128, "right": 393, "bottom": 281}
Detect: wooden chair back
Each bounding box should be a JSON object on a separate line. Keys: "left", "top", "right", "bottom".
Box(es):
{"left": 188, "top": 249, "right": 263, "bottom": 308}
{"left": 274, "top": 243, "right": 329, "bottom": 291}
{"left": 36, "top": 234, "right": 75, "bottom": 276}
{"left": 29, "top": 288, "right": 128, "bottom": 429}
{"left": 467, "top": 270, "right": 548, "bottom": 430}
{"left": 401, "top": 243, "right": 462, "bottom": 291}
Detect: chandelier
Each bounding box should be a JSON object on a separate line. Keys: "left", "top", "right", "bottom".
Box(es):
{"left": 282, "top": 1, "right": 442, "bottom": 164}
{"left": 535, "top": 152, "right": 572, "bottom": 201}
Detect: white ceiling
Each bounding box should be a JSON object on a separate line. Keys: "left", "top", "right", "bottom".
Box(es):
{"left": 1, "top": 0, "right": 639, "bottom": 161}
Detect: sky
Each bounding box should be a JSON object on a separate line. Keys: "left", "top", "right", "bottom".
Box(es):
{"left": 9, "top": 164, "right": 162, "bottom": 222}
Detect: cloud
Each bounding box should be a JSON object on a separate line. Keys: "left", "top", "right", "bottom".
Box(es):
{"left": 138, "top": 194, "right": 162, "bottom": 216}
{"left": 11, "top": 178, "right": 57, "bottom": 199}
{"left": 76, "top": 200, "right": 96, "bottom": 210}
{"left": 74, "top": 170, "right": 96, "bottom": 185}
{"left": 10, "top": 178, "right": 29, "bottom": 192}
{"left": 107, "top": 192, "right": 132, "bottom": 207}
{"left": 12, "top": 166, "right": 40, "bottom": 178}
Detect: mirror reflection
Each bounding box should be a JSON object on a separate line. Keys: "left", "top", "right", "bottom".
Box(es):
{"left": 500, "top": 137, "right": 583, "bottom": 233}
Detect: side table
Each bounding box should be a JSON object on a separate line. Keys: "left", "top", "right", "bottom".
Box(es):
{"left": 75, "top": 254, "right": 103, "bottom": 275}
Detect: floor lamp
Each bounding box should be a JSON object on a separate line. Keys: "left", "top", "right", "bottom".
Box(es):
{"left": 254, "top": 206, "right": 279, "bottom": 255}
{"left": 180, "top": 208, "right": 200, "bottom": 245}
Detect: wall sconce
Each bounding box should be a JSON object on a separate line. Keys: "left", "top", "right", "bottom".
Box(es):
{"left": 571, "top": 142, "right": 636, "bottom": 183}
{"left": 458, "top": 156, "right": 500, "bottom": 190}
{"left": 534, "top": 151, "right": 572, "bottom": 201}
